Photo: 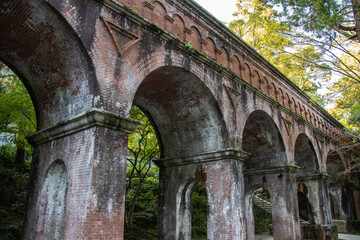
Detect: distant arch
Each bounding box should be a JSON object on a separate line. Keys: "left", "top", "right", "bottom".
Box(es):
{"left": 172, "top": 14, "right": 186, "bottom": 40}
{"left": 153, "top": 1, "right": 167, "bottom": 27}
{"left": 203, "top": 37, "right": 216, "bottom": 60}
{"left": 242, "top": 110, "right": 287, "bottom": 169}
{"left": 294, "top": 133, "right": 319, "bottom": 176}
{"left": 230, "top": 55, "right": 242, "bottom": 76}
{"left": 189, "top": 26, "right": 202, "bottom": 51}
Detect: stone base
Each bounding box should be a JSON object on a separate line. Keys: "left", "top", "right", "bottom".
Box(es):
{"left": 333, "top": 220, "right": 360, "bottom": 233}
{"left": 301, "top": 224, "right": 338, "bottom": 240}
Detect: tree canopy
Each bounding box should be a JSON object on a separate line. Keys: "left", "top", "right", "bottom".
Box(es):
{"left": 229, "top": 0, "right": 330, "bottom": 101}
{"left": 230, "top": 0, "right": 360, "bottom": 133}
{"left": 264, "top": 0, "right": 360, "bottom": 42}
{"left": 0, "top": 62, "right": 36, "bottom": 162}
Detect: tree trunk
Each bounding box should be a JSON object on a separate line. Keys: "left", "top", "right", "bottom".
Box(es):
{"left": 15, "top": 147, "right": 25, "bottom": 166}
{"left": 352, "top": 0, "right": 360, "bottom": 42}
{"left": 128, "top": 177, "right": 146, "bottom": 229}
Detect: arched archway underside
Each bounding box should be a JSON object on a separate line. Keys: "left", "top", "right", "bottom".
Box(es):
{"left": 242, "top": 110, "right": 287, "bottom": 169}
{"left": 0, "top": 0, "right": 98, "bottom": 129}
{"left": 134, "top": 66, "right": 228, "bottom": 158}
{"left": 295, "top": 133, "right": 319, "bottom": 176}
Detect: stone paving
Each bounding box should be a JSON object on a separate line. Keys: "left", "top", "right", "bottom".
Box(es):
{"left": 338, "top": 234, "right": 360, "bottom": 240}
{"left": 255, "top": 233, "right": 360, "bottom": 240}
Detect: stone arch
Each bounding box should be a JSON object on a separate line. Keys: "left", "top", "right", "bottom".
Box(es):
{"left": 36, "top": 160, "right": 68, "bottom": 239}
{"left": 189, "top": 26, "right": 202, "bottom": 51}
{"left": 243, "top": 63, "right": 252, "bottom": 84}
{"left": 242, "top": 110, "right": 287, "bottom": 169}
{"left": 327, "top": 151, "right": 346, "bottom": 184}
{"left": 294, "top": 101, "right": 300, "bottom": 114}
{"left": 203, "top": 37, "right": 216, "bottom": 60}
{"left": 253, "top": 70, "right": 261, "bottom": 89}
{"left": 269, "top": 81, "right": 276, "bottom": 98}
{"left": 307, "top": 109, "right": 311, "bottom": 122}
{"left": 276, "top": 88, "right": 283, "bottom": 103}
{"left": 294, "top": 134, "right": 323, "bottom": 233}
{"left": 301, "top": 105, "right": 306, "bottom": 119}
{"left": 314, "top": 115, "right": 319, "bottom": 128}
{"left": 0, "top": 0, "right": 98, "bottom": 129}
{"left": 173, "top": 177, "right": 209, "bottom": 239}
{"left": 261, "top": 76, "right": 269, "bottom": 93}
{"left": 326, "top": 151, "right": 347, "bottom": 221}
{"left": 230, "top": 55, "right": 241, "bottom": 76}
{"left": 217, "top": 46, "right": 229, "bottom": 67}
{"left": 153, "top": 1, "right": 167, "bottom": 27}
{"left": 294, "top": 133, "right": 319, "bottom": 176}
{"left": 172, "top": 14, "right": 186, "bottom": 41}
{"left": 176, "top": 179, "right": 199, "bottom": 239}
{"left": 291, "top": 97, "right": 296, "bottom": 111}
{"left": 277, "top": 88, "right": 283, "bottom": 105}
{"left": 282, "top": 92, "right": 291, "bottom": 109}
{"left": 132, "top": 65, "right": 228, "bottom": 158}
{"left": 281, "top": 92, "right": 289, "bottom": 108}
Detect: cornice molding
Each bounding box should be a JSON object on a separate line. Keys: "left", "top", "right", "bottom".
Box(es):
{"left": 244, "top": 165, "right": 300, "bottom": 176}
{"left": 28, "top": 108, "right": 141, "bottom": 146}
{"left": 154, "top": 148, "right": 251, "bottom": 167}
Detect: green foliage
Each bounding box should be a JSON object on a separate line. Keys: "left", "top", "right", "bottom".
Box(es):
{"left": 191, "top": 183, "right": 207, "bottom": 239}
{"left": 0, "top": 146, "right": 30, "bottom": 240}
{"left": 185, "top": 41, "right": 194, "bottom": 50}
{"left": 0, "top": 63, "right": 36, "bottom": 153}
{"left": 254, "top": 188, "right": 272, "bottom": 234}
{"left": 0, "top": 63, "right": 34, "bottom": 239}
{"left": 254, "top": 205, "right": 272, "bottom": 234}
{"left": 229, "top": 0, "right": 330, "bottom": 98}
{"left": 125, "top": 166, "right": 159, "bottom": 240}
{"left": 127, "top": 106, "right": 159, "bottom": 164}
{"left": 125, "top": 105, "right": 160, "bottom": 238}
{"left": 267, "top": 0, "right": 360, "bottom": 42}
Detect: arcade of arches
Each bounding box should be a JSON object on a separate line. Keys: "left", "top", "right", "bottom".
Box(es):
{"left": 1, "top": 0, "right": 359, "bottom": 239}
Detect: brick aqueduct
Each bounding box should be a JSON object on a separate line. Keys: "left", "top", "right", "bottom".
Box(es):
{"left": 1, "top": 0, "right": 359, "bottom": 239}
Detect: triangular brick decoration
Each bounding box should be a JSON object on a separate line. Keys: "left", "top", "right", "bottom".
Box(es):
{"left": 101, "top": 16, "right": 141, "bottom": 56}
{"left": 282, "top": 117, "right": 293, "bottom": 135}
{"left": 224, "top": 84, "right": 241, "bottom": 108}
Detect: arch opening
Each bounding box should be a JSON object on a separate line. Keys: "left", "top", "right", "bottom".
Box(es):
{"left": 242, "top": 110, "right": 287, "bottom": 169}
{"left": 125, "top": 105, "right": 160, "bottom": 239}
{"left": 327, "top": 151, "right": 347, "bottom": 221}
{"left": 130, "top": 65, "right": 226, "bottom": 239}
{"left": 294, "top": 134, "right": 319, "bottom": 176}
{"left": 191, "top": 181, "right": 207, "bottom": 239}
{"left": 297, "top": 185, "right": 315, "bottom": 224}
{"left": 247, "top": 188, "right": 273, "bottom": 238}
{"left": 133, "top": 66, "right": 228, "bottom": 158}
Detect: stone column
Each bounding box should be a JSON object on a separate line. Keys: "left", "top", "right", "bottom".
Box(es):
{"left": 329, "top": 181, "right": 360, "bottom": 233}
{"left": 155, "top": 149, "right": 249, "bottom": 240}
{"left": 23, "top": 109, "right": 141, "bottom": 240}
{"left": 296, "top": 174, "right": 338, "bottom": 239}
{"left": 328, "top": 181, "right": 349, "bottom": 232}
{"left": 244, "top": 166, "right": 302, "bottom": 240}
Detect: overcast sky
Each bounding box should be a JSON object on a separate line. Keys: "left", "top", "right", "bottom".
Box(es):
{"left": 193, "top": 0, "right": 238, "bottom": 24}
